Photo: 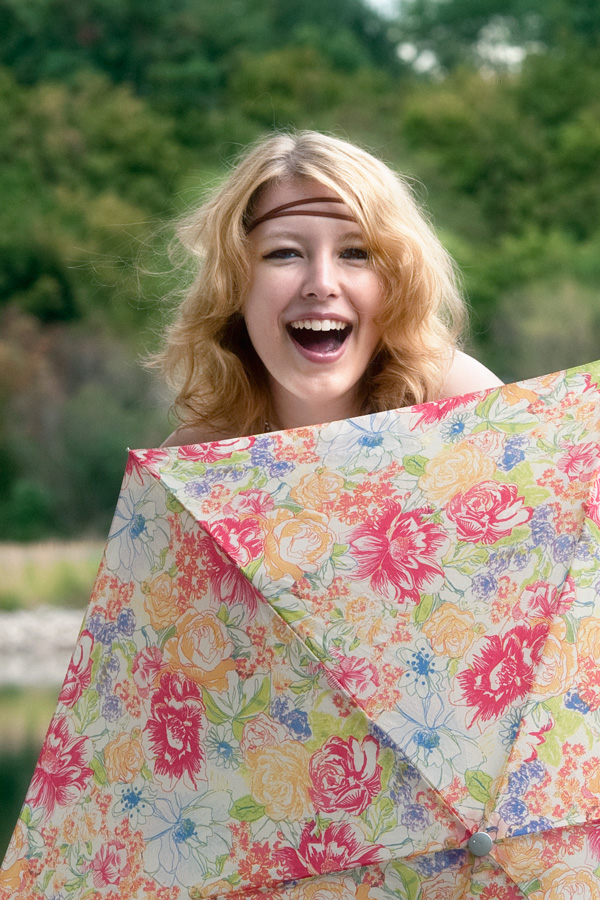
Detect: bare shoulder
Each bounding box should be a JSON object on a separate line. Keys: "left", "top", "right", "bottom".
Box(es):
{"left": 161, "top": 424, "right": 236, "bottom": 447}
{"left": 439, "top": 350, "right": 503, "bottom": 399}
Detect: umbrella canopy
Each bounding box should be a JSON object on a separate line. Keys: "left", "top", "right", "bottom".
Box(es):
{"left": 3, "top": 360, "right": 600, "bottom": 900}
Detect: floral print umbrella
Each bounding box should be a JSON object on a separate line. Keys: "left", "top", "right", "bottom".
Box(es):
{"left": 3, "top": 360, "right": 600, "bottom": 900}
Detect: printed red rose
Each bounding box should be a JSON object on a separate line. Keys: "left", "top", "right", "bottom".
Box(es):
{"left": 588, "top": 471, "right": 600, "bottom": 528}
{"left": 517, "top": 578, "right": 576, "bottom": 621}
{"left": 144, "top": 671, "right": 207, "bottom": 790}
{"left": 223, "top": 490, "right": 276, "bottom": 521}
{"left": 410, "top": 394, "right": 476, "bottom": 427}
{"left": 177, "top": 437, "right": 254, "bottom": 463}
{"left": 26, "top": 715, "right": 93, "bottom": 817}
{"left": 241, "top": 713, "right": 289, "bottom": 758}
{"left": 204, "top": 538, "right": 261, "bottom": 617}
{"left": 309, "top": 735, "right": 381, "bottom": 814}
{"left": 446, "top": 481, "right": 533, "bottom": 545}
{"left": 458, "top": 623, "right": 549, "bottom": 723}
{"left": 210, "top": 516, "right": 263, "bottom": 567}
{"left": 325, "top": 652, "right": 379, "bottom": 703}
{"left": 132, "top": 646, "right": 165, "bottom": 699}
{"left": 349, "top": 503, "right": 449, "bottom": 603}
{"left": 58, "top": 631, "right": 94, "bottom": 708}
{"left": 90, "top": 840, "right": 131, "bottom": 888}
{"left": 127, "top": 448, "right": 171, "bottom": 479}
{"left": 557, "top": 442, "right": 600, "bottom": 482}
{"left": 275, "top": 820, "right": 387, "bottom": 879}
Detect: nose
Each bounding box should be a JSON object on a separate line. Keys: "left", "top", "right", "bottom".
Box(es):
{"left": 301, "top": 252, "right": 340, "bottom": 301}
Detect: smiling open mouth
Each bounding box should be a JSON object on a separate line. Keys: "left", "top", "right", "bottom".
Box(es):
{"left": 287, "top": 319, "right": 351, "bottom": 354}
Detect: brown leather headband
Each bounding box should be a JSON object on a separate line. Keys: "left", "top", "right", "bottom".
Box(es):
{"left": 247, "top": 196, "right": 356, "bottom": 232}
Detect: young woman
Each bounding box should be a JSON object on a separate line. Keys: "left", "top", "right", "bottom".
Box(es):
{"left": 158, "top": 131, "right": 501, "bottom": 446}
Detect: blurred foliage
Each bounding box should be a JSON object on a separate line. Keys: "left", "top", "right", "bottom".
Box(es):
{"left": 0, "top": 0, "right": 599, "bottom": 538}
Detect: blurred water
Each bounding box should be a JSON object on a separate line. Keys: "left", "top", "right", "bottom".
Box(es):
{"left": 0, "top": 607, "right": 83, "bottom": 686}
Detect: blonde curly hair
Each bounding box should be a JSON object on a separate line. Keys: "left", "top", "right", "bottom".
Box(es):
{"left": 153, "top": 130, "right": 467, "bottom": 436}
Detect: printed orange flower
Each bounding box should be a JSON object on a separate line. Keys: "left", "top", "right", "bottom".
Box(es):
{"left": 164, "top": 608, "right": 235, "bottom": 692}
{"left": 263, "top": 508, "right": 334, "bottom": 580}
{"left": 142, "top": 573, "right": 180, "bottom": 631}
{"left": 578, "top": 616, "right": 600, "bottom": 658}
{"left": 289, "top": 469, "right": 345, "bottom": 508}
{"left": 421, "top": 604, "right": 476, "bottom": 657}
{"left": 247, "top": 740, "right": 311, "bottom": 821}
{"left": 493, "top": 833, "right": 549, "bottom": 881}
{"left": 292, "top": 877, "right": 358, "bottom": 899}
{"left": 536, "top": 863, "right": 600, "bottom": 899}
{"left": 530, "top": 624, "right": 578, "bottom": 698}
{"left": 419, "top": 441, "right": 495, "bottom": 503}
{"left": 104, "top": 730, "right": 145, "bottom": 783}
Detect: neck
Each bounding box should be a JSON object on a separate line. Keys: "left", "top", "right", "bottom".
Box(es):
{"left": 271, "top": 386, "right": 363, "bottom": 430}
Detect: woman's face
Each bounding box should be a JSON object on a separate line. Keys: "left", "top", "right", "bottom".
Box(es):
{"left": 243, "top": 178, "right": 385, "bottom": 428}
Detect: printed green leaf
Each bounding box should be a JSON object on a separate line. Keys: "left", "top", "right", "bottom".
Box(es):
{"left": 403, "top": 455, "right": 429, "bottom": 477}
{"left": 391, "top": 861, "right": 421, "bottom": 900}
{"left": 523, "top": 878, "right": 542, "bottom": 895}
{"left": 202, "top": 690, "right": 230, "bottom": 726}
{"left": 238, "top": 676, "right": 271, "bottom": 722}
{"left": 90, "top": 756, "right": 108, "bottom": 786}
{"left": 465, "top": 769, "right": 493, "bottom": 804}
{"left": 166, "top": 493, "right": 185, "bottom": 514}
{"left": 278, "top": 606, "right": 309, "bottom": 625}
{"left": 341, "top": 710, "right": 369, "bottom": 741}
{"left": 310, "top": 711, "right": 345, "bottom": 744}
{"left": 414, "top": 593, "right": 435, "bottom": 625}
{"left": 229, "top": 795, "right": 266, "bottom": 823}
{"left": 332, "top": 543, "right": 349, "bottom": 558}
{"left": 537, "top": 733, "right": 562, "bottom": 768}
{"left": 243, "top": 557, "right": 262, "bottom": 580}
{"left": 545, "top": 697, "right": 584, "bottom": 738}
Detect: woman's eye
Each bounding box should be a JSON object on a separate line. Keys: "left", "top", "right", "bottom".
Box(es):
{"left": 263, "top": 248, "right": 300, "bottom": 260}
{"left": 342, "top": 247, "right": 369, "bottom": 260}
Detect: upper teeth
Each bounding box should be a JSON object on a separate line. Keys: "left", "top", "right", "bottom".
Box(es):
{"left": 290, "top": 319, "right": 347, "bottom": 331}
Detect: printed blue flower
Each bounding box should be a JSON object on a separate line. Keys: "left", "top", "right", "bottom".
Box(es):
{"left": 414, "top": 849, "right": 467, "bottom": 877}
{"left": 102, "top": 695, "right": 124, "bottom": 722}
{"left": 565, "top": 690, "right": 590, "bottom": 713}
{"left": 498, "top": 796, "right": 528, "bottom": 825}
{"left": 471, "top": 572, "right": 498, "bottom": 600}
{"left": 117, "top": 608, "right": 136, "bottom": 636}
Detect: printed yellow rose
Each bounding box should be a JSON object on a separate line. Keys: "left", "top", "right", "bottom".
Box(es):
{"left": 143, "top": 573, "right": 180, "bottom": 631}
{"left": 293, "top": 878, "right": 357, "bottom": 900}
{"left": 62, "top": 806, "right": 102, "bottom": 844}
{"left": 578, "top": 617, "right": 600, "bottom": 658}
{"left": 418, "top": 441, "right": 495, "bottom": 503}
{"left": 164, "top": 608, "right": 235, "bottom": 692}
{"left": 264, "top": 508, "right": 334, "bottom": 580}
{"left": 290, "top": 469, "right": 345, "bottom": 508}
{"left": 501, "top": 383, "right": 538, "bottom": 406}
{"left": 421, "top": 604, "right": 475, "bottom": 657}
{"left": 0, "top": 819, "right": 29, "bottom": 891}
{"left": 104, "top": 730, "right": 145, "bottom": 783}
{"left": 587, "top": 759, "right": 600, "bottom": 794}
{"left": 530, "top": 623, "right": 578, "bottom": 697}
{"left": 247, "top": 740, "right": 311, "bottom": 821}
{"left": 493, "top": 833, "right": 547, "bottom": 881}
{"left": 536, "top": 864, "right": 600, "bottom": 900}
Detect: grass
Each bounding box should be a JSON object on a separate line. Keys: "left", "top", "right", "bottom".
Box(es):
{"left": 0, "top": 540, "right": 104, "bottom": 611}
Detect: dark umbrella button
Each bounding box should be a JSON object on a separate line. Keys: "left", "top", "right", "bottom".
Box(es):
{"left": 467, "top": 832, "right": 493, "bottom": 856}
